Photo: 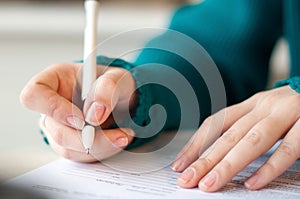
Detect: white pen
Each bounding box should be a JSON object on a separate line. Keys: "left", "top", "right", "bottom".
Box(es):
{"left": 82, "top": 0, "right": 99, "bottom": 155}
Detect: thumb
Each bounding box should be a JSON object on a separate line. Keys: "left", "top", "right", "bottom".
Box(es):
{"left": 83, "top": 67, "right": 135, "bottom": 126}
{"left": 20, "top": 76, "right": 85, "bottom": 130}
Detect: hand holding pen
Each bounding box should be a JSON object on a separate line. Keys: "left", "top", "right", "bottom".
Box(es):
{"left": 19, "top": 1, "right": 136, "bottom": 162}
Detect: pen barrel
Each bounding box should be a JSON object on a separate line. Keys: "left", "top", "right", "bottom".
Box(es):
{"left": 82, "top": 0, "right": 99, "bottom": 100}
{"left": 84, "top": 0, "right": 99, "bottom": 60}
{"left": 82, "top": 125, "right": 95, "bottom": 150}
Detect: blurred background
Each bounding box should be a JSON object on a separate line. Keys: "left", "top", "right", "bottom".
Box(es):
{"left": 0, "top": 0, "right": 188, "bottom": 181}
{"left": 0, "top": 0, "right": 288, "bottom": 182}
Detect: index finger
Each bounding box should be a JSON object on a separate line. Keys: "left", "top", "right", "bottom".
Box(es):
{"left": 20, "top": 63, "right": 85, "bottom": 129}
{"left": 171, "top": 97, "right": 256, "bottom": 172}
{"left": 83, "top": 66, "right": 136, "bottom": 126}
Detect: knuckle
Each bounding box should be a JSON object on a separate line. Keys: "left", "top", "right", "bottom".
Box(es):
{"left": 196, "top": 157, "right": 214, "bottom": 171}
{"left": 47, "top": 93, "right": 60, "bottom": 118}
{"left": 181, "top": 145, "right": 199, "bottom": 163}
{"left": 263, "top": 161, "right": 278, "bottom": 173}
{"left": 265, "top": 94, "right": 277, "bottom": 103}
{"left": 251, "top": 91, "right": 265, "bottom": 100}
{"left": 219, "top": 129, "right": 239, "bottom": 145}
{"left": 219, "top": 159, "right": 234, "bottom": 173}
{"left": 277, "top": 141, "right": 296, "bottom": 158}
{"left": 251, "top": 91, "right": 272, "bottom": 105}
{"left": 244, "top": 129, "right": 262, "bottom": 146}
{"left": 99, "top": 76, "right": 117, "bottom": 90}
{"left": 60, "top": 149, "right": 73, "bottom": 160}
{"left": 201, "top": 116, "right": 213, "bottom": 131}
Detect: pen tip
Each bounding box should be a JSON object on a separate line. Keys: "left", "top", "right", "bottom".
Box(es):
{"left": 86, "top": 149, "right": 90, "bottom": 155}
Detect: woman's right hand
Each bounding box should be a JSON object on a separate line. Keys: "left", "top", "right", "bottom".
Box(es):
{"left": 20, "top": 63, "right": 136, "bottom": 162}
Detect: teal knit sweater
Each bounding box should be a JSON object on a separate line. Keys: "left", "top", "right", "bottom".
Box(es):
{"left": 97, "top": 0, "right": 300, "bottom": 147}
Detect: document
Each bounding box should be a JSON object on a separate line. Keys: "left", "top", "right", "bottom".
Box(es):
{"left": 3, "top": 132, "right": 300, "bottom": 199}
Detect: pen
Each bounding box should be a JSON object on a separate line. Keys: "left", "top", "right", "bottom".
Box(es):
{"left": 82, "top": 0, "right": 99, "bottom": 155}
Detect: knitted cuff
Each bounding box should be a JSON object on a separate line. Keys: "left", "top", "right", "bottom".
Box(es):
{"left": 274, "top": 76, "right": 300, "bottom": 94}
{"left": 40, "top": 130, "right": 49, "bottom": 145}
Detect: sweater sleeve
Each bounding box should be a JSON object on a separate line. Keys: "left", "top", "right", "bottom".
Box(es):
{"left": 98, "top": 0, "right": 285, "bottom": 148}
{"left": 129, "top": 0, "right": 283, "bottom": 147}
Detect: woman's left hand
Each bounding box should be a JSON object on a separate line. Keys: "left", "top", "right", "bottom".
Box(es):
{"left": 171, "top": 85, "right": 300, "bottom": 192}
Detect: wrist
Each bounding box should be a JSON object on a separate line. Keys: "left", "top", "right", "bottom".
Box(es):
{"left": 274, "top": 76, "right": 300, "bottom": 94}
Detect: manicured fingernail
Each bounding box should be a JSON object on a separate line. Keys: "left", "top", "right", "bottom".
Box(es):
{"left": 245, "top": 173, "right": 259, "bottom": 189}
{"left": 178, "top": 167, "right": 195, "bottom": 184}
{"left": 67, "top": 116, "right": 85, "bottom": 129}
{"left": 199, "top": 171, "right": 217, "bottom": 189}
{"left": 113, "top": 137, "right": 128, "bottom": 148}
{"left": 171, "top": 156, "right": 185, "bottom": 171}
{"left": 124, "top": 128, "right": 135, "bottom": 137}
{"left": 86, "top": 102, "right": 106, "bottom": 125}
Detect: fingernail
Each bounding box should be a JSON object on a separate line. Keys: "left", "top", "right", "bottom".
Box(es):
{"left": 67, "top": 116, "right": 85, "bottom": 129}
{"left": 171, "top": 156, "right": 185, "bottom": 171}
{"left": 86, "top": 102, "right": 106, "bottom": 125}
{"left": 178, "top": 167, "right": 195, "bottom": 184}
{"left": 245, "top": 173, "right": 259, "bottom": 189}
{"left": 199, "top": 171, "right": 217, "bottom": 189}
{"left": 113, "top": 137, "right": 128, "bottom": 148}
{"left": 120, "top": 128, "right": 135, "bottom": 137}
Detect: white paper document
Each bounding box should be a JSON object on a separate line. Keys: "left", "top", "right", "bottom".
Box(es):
{"left": 4, "top": 154, "right": 300, "bottom": 199}
{"left": 3, "top": 132, "right": 300, "bottom": 199}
